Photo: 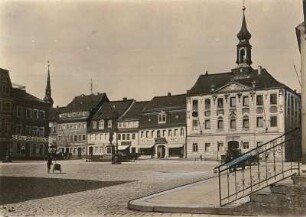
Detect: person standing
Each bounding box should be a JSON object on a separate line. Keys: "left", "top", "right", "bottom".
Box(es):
{"left": 47, "top": 155, "right": 52, "bottom": 173}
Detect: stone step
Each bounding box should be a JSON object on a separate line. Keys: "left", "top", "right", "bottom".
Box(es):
{"left": 270, "top": 183, "right": 306, "bottom": 195}
{"left": 292, "top": 175, "right": 306, "bottom": 185}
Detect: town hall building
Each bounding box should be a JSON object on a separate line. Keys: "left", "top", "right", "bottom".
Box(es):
{"left": 186, "top": 7, "right": 301, "bottom": 160}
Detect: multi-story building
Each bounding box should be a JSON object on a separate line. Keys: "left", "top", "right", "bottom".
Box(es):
{"left": 11, "top": 85, "right": 51, "bottom": 159}
{"left": 56, "top": 93, "right": 109, "bottom": 158}
{"left": 0, "top": 68, "right": 13, "bottom": 159}
{"left": 87, "top": 99, "right": 134, "bottom": 157}
{"left": 139, "top": 93, "right": 186, "bottom": 158}
{"left": 117, "top": 101, "right": 148, "bottom": 154}
{"left": 186, "top": 8, "right": 301, "bottom": 160}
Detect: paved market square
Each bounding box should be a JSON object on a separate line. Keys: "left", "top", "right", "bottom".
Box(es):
{"left": 0, "top": 159, "right": 234, "bottom": 217}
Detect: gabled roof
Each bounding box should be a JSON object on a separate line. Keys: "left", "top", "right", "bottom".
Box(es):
{"left": 60, "top": 93, "right": 108, "bottom": 113}
{"left": 11, "top": 88, "right": 47, "bottom": 105}
{"left": 92, "top": 99, "right": 134, "bottom": 120}
{"left": 49, "top": 107, "right": 63, "bottom": 122}
{"left": 143, "top": 94, "right": 186, "bottom": 113}
{"left": 187, "top": 68, "right": 286, "bottom": 96}
{"left": 119, "top": 101, "right": 149, "bottom": 121}
{"left": 0, "top": 68, "right": 12, "bottom": 86}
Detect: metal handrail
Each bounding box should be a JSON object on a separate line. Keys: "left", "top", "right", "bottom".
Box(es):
{"left": 216, "top": 127, "right": 301, "bottom": 207}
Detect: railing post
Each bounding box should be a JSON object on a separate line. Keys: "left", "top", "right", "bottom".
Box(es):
{"left": 218, "top": 167, "right": 222, "bottom": 207}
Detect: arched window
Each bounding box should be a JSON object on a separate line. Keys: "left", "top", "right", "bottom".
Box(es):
{"left": 230, "top": 116, "right": 236, "bottom": 129}
{"left": 239, "top": 49, "right": 245, "bottom": 63}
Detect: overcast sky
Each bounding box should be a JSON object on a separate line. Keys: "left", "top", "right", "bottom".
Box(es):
{"left": 0, "top": 0, "right": 303, "bottom": 107}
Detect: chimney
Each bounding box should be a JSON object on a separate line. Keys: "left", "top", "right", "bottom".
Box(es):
{"left": 167, "top": 92, "right": 171, "bottom": 96}
{"left": 123, "top": 97, "right": 127, "bottom": 101}
{"left": 258, "top": 65, "right": 262, "bottom": 75}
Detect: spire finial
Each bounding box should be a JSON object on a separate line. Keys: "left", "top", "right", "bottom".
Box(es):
{"left": 242, "top": 0, "right": 246, "bottom": 12}
{"left": 47, "top": 60, "right": 50, "bottom": 71}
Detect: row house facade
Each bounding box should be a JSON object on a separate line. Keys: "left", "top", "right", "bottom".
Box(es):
{"left": 139, "top": 93, "right": 186, "bottom": 158}
{"left": 186, "top": 8, "right": 301, "bottom": 160}
{"left": 56, "top": 93, "right": 109, "bottom": 158}
{"left": 0, "top": 67, "right": 52, "bottom": 160}
{"left": 0, "top": 68, "right": 13, "bottom": 159}
{"left": 87, "top": 99, "right": 134, "bottom": 157}
{"left": 117, "top": 101, "right": 148, "bottom": 154}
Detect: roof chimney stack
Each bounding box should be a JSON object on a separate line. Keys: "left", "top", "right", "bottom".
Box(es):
{"left": 258, "top": 65, "right": 262, "bottom": 75}
{"left": 167, "top": 92, "right": 171, "bottom": 96}
{"left": 123, "top": 97, "right": 127, "bottom": 101}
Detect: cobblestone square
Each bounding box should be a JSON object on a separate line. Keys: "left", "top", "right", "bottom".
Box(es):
{"left": 0, "top": 159, "right": 218, "bottom": 216}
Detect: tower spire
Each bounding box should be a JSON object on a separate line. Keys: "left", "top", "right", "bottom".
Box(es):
{"left": 235, "top": 2, "right": 252, "bottom": 69}
{"left": 43, "top": 61, "right": 54, "bottom": 106}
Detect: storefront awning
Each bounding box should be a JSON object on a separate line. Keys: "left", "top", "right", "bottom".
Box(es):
{"left": 168, "top": 144, "right": 184, "bottom": 149}
{"left": 117, "top": 145, "right": 131, "bottom": 151}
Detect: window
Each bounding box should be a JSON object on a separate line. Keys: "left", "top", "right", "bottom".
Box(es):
{"left": 217, "top": 117, "right": 223, "bottom": 129}
{"left": 180, "top": 128, "right": 184, "bottom": 136}
{"left": 205, "top": 143, "right": 210, "bottom": 152}
{"left": 174, "top": 129, "right": 178, "bottom": 136}
{"left": 270, "top": 116, "right": 278, "bottom": 127}
{"left": 127, "top": 134, "right": 130, "bottom": 140}
{"left": 32, "top": 127, "right": 38, "bottom": 137}
{"left": 192, "top": 120, "right": 199, "bottom": 130}
{"left": 107, "top": 147, "right": 112, "bottom": 154}
{"left": 108, "top": 120, "right": 112, "bottom": 128}
{"left": 99, "top": 120, "right": 104, "bottom": 129}
{"left": 132, "top": 133, "right": 135, "bottom": 140}
{"left": 257, "top": 117, "right": 264, "bottom": 128}
{"left": 39, "top": 127, "right": 44, "bottom": 137}
{"left": 33, "top": 109, "right": 39, "bottom": 119}
{"left": 243, "top": 96, "right": 249, "bottom": 106}
{"left": 145, "top": 131, "right": 149, "bottom": 138}
{"left": 256, "top": 95, "right": 263, "bottom": 106}
{"left": 217, "top": 98, "right": 224, "bottom": 108}
{"left": 168, "top": 129, "right": 172, "bottom": 137}
{"left": 205, "top": 119, "right": 210, "bottom": 129}
{"left": 17, "top": 106, "right": 23, "bottom": 117}
{"left": 74, "top": 135, "right": 78, "bottom": 141}
{"left": 163, "top": 130, "right": 166, "bottom": 137}
{"left": 243, "top": 116, "right": 249, "bottom": 128}
{"left": 243, "top": 142, "right": 249, "bottom": 149}
{"left": 230, "top": 118, "right": 236, "bottom": 129}
{"left": 230, "top": 97, "right": 236, "bottom": 107}
{"left": 141, "top": 131, "right": 144, "bottom": 138}
{"left": 157, "top": 130, "right": 161, "bottom": 137}
{"left": 217, "top": 142, "right": 223, "bottom": 152}
{"left": 205, "top": 99, "right": 211, "bottom": 110}
{"left": 26, "top": 108, "right": 32, "bottom": 119}
{"left": 151, "top": 130, "right": 154, "bottom": 138}
{"left": 83, "top": 135, "right": 86, "bottom": 140}
{"left": 192, "top": 100, "right": 198, "bottom": 111}
{"left": 118, "top": 134, "right": 121, "bottom": 140}
{"left": 122, "top": 134, "right": 126, "bottom": 140}
{"left": 270, "top": 93, "right": 277, "bottom": 105}
{"left": 192, "top": 143, "right": 198, "bottom": 152}
{"left": 92, "top": 121, "right": 97, "bottom": 129}
{"left": 16, "top": 143, "right": 21, "bottom": 154}
{"left": 40, "top": 111, "right": 45, "bottom": 120}
{"left": 158, "top": 112, "right": 166, "bottom": 123}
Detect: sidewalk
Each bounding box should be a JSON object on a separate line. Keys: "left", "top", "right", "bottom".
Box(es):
{"left": 128, "top": 176, "right": 249, "bottom": 215}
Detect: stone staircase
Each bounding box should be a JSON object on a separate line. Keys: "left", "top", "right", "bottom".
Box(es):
{"left": 236, "top": 175, "right": 306, "bottom": 216}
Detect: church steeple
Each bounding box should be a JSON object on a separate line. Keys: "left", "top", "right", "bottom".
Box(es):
{"left": 43, "top": 61, "right": 54, "bottom": 106}
{"left": 236, "top": 5, "right": 252, "bottom": 68}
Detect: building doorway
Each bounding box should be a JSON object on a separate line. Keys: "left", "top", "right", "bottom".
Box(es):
{"left": 89, "top": 147, "right": 93, "bottom": 155}
{"left": 77, "top": 148, "right": 82, "bottom": 158}
{"left": 157, "top": 145, "right": 165, "bottom": 158}
{"left": 25, "top": 143, "right": 30, "bottom": 157}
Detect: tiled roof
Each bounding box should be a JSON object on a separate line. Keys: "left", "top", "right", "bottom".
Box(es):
{"left": 187, "top": 68, "right": 285, "bottom": 96}
{"left": 92, "top": 99, "right": 134, "bottom": 120}
{"left": 119, "top": 101, "right": 149, "bottom": 121}
{"left": 11, "top": 88, "right": 47, "bottom": 105}
{"left": 49, "top": 107, "right": 62, "bottom": 122}
{"left": 143, "top": 94, "right": 186, "bottom": 113}
{"left": 60, "top": 93, "right": 108, "bottom": 113}
{"left": 0, "top": 68, "right": 12, "bottom": 86}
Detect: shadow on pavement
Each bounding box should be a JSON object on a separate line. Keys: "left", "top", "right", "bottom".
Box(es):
{"left": 0, "top": 176, "right": 132, "bottom": 205}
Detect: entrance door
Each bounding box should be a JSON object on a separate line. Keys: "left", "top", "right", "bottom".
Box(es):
{"left": 157, "top": 145, "right": 165, "bottom": 158}
{"left": 77, "top": 148, "right": 82, "bottom": 158}
{"left": 89, "top": 147, "right": 93, "bottom": 155}
{"left": 25, "top": 143, "right": 30, "bottom": 157}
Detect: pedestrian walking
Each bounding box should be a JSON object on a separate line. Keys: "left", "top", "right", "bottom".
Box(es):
{"left": 47, "top": 155, "right": 52, "bottom": 173}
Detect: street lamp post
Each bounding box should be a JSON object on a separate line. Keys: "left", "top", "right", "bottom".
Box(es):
{"left": 110, "top": 111, "right": 121, "bottom": 164}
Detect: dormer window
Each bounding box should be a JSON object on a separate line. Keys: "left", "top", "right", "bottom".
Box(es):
{"left": 158, "top": 112, "right": 166, "bottom": 124}
{"left": 108, "top": 120, "right": 112, "bottom": 128}
{"left": 92, "top": 121, "right": 97, "bottom": 129}
{"left": 99, "top": 120, "right": 104, "bottom": 129}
